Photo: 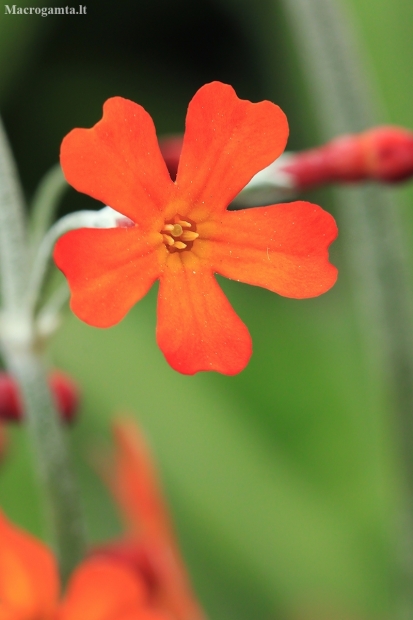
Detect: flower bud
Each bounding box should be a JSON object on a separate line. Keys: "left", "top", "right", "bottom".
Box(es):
{"left": 281, "top": 125, "right": 413, "bottom": 189}
{"left": 0, "top": 370, "right": 80, "bottom": 423}
{"left": 49, "top": 370, "right": 80, "bottom": 423}
{"left": 359, "top": 126, "right": 413, "bottom": 182}
{"left": 0, "top": 374, "right": 21, "bottom": 422}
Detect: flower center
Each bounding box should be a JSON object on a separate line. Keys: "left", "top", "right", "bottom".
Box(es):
{"left": 161, "top": 216, "right": 199, "bottom": 252}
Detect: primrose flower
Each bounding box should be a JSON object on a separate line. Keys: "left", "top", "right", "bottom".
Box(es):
{"left": 96, "top": 419, "right": 205, "bottom": 620}
{"left": 0, "top": 510, "right": 170, "bottom": 620}
{"left": 0, "top": 419, "right": 204, "bottom": 620}
{"left": 54, "top": 81, "right": 337, "bottom": 375}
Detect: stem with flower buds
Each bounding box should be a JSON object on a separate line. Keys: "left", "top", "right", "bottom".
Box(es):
{"left": 0, "top": 117, "right": 86, "bottom": 580}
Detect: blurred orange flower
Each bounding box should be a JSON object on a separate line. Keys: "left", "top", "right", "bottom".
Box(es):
{"left": 96, "top": 419, "right": 205, "bottom": 620}
{"left": 54, "top": 81, "right": 337, "bottom": 375}
{"left": 0, "top": 513, "right": 171, "bottom": 620}
{"left": 0, "top": 420, "right": 203, "bottom": 620}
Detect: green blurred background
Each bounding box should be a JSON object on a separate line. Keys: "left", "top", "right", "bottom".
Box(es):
{"left": 1, "top": 0, "right": 413, "bottom": 618}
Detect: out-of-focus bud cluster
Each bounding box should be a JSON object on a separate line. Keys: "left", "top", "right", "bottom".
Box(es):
{"left": 281, "top": 126, "right": 413, "bottom": 189}
{"left": 0, "top": 370, "right": 80, "bottom": 423}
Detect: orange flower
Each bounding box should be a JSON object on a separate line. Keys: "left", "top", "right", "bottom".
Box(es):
{"left": 0, "top": 512, "right": 172, "bottom": 620}
{"left": 96, "top": 420, "right": 205, "bottom": 620}
{"left": 54, "top": 81, "right": 337, "bottom": 375}
{"left": 0, "top": 420, "right": 203, "bottom": 620}
{"left": 0, "top": 509, "right": 58, "bottom": 620}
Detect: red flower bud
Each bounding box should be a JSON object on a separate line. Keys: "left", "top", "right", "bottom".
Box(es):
{"left": 49, "top": 371, "right": 80, "bottom": 423}
{"left": 0, "top": 370, "right": 80, "bottom": 423}
{"left": 0, "top": 374, "right": 22, "bottom": 422}
{"left": 282, "top": 125, "right": 413, "bottom": 189}
{"left": 359, "top": 126, "right": 413, "bottom": 182}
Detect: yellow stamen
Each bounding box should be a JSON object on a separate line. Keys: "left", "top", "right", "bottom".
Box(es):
{"left": 171, "top": 224, "right": 183, "bottom": 237}
{"left": 174, "top": 241, "right": 187, "bottom": 250}
{"left": 181, "top": 231, "right": 199, "bottom": 242}
{"left": 162, "top": 234, "right": 175, "bottom": 246}
{"left": 162, "top": 224, "right": 174, "bottom": 232}
{"left": 176, "top": 219, "right": 192, "bottom": 228}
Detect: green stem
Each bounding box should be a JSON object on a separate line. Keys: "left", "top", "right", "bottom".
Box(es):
{"left": 36, "top": 283, "right": 69, "bottom": 340}
{"left": 29, "top": 163, "right": 68, "bottom": 253}
{"left": 0, "top": 118, "right": 29, "bottom": 310}
{"left": 0, "top": 116, "right": 86, "bottom": 580}
{"left": 26, "top": 209, "right": 106, "bottom": 313}
{"left": 2, "top": 346, "right": 86, "bottom": 581}
{"left": 277, "top": 0, "right": 413, "bottom": 613}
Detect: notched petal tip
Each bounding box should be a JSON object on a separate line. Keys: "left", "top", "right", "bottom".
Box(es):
{"left": 60, "top": 96, "right": 173, "bottom": 225}
{"left": 157, "top": 260, "right": 253, "bottom": 375}
{"left": 176, "top": 81, "right": 289, "bottom": 216}
{"left": 208, "top": 201, "right": 339, "bottom": 300}
{"left": 165, "top": 344, "right": 252, "bottom": 376}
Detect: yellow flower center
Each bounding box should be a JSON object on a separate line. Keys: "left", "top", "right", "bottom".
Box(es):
{"left": 161, "top": 216, "right": 199, "bottom": 252}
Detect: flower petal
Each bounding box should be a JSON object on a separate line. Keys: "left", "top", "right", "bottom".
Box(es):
{"left": 110, "top": 420, "right": 206, "bottom": 620}
{"left": 0, "top": 511, "right": 59, "bottom": 620}
{"left": 157, "top": 253, "right": 252, "bottom": 374}
{"left": 116, "top": 607, "right": 172, "bottom": 620}
{"left": 60, "top": 97, "right": 174, "bottom": 226}
{"left": 198, "top": 201, "right": 338, "bottom": 298}
{"left": 108, "top": 420, "right": 177, "bottom": 543}
{"left": 54, "top": 227, "right": 163, "bottom": 327}
{"left": 58, "top": 558, "right": 147, "bottom": 620}
{"left": 112, "top": 611, "right": 173, "bottom": 620}
{"left": 174, "top": 82, "right": 288, "bottom": 219}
